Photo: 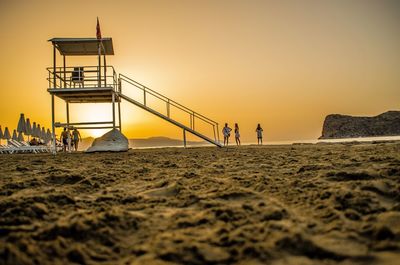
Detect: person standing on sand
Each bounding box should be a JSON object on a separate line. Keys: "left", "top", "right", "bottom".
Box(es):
{"left": 256, "top": 123, "right": 263, "bottom": 145}
{"left": 222, "top": 123, "right": 232, "bottom": 146}
{"left": 72, "top": 128, "right": 82, "bottom": 152}
{"left": 234, "top": 123, "right": 241, "bottom": 146}
{"left": 60, "top": 127, "right": 70, "bottom": 152}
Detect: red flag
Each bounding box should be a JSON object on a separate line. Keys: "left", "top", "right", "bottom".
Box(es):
{"left": 96, "top": 17, "right": 102, "bottom": 40}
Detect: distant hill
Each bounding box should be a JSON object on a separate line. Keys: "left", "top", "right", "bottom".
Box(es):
{"left": 79, "top": 136, "right": 206, "bottom": 151}
{"left": 320, "top": 111, "right": 400, "bottom": 139}
{"left": 79, "top": 137, "right": 95, "bottom": 151}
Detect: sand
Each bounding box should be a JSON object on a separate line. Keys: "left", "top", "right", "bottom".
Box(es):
{"left": 0, "top": 142, "right": 399, "bottom": 264}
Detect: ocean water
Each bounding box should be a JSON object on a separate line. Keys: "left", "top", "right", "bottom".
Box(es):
{"left": 130, "top": 135, "right": 400, "bottom": 149}
{"left": 261, "top": 135, "right": 400, "bottom": 146}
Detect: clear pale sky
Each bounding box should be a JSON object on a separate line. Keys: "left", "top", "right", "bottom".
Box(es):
{"left": 0, "top": 0, "right": 399, "bottom": 142}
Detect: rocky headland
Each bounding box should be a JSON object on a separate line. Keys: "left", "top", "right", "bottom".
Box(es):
{"left": 320, "top": 111, "right": 400, "bottom": 139}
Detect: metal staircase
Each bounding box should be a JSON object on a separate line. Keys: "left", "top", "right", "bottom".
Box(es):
{"left": 118, "top": 74, "right": 222, "bottom": 147}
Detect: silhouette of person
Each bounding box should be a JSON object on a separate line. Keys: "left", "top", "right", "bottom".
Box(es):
{"left": 60, "top": 127, "right": 70, "bottom": 152}
{"left": 222, "top": 123, "right": 232, "bottom": 146}
{"left": 72, "top": 128, "right": 82, "bottom": 151}
{"left": 256, "top": 124, "right": 263, "bottom": 145}
{"left": 235, "top": 123, "right": 241, "bottom": 146}
{"left": 29, "top": 137, "right": 38, "bottom": 146}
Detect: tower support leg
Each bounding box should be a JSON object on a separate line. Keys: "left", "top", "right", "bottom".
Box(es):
{"left": 112, "top": 93, "right": 116, "bottom": 130}
{"left": 66, "top": 102, "right": 71, "bottom": 152}
{"left": 51, "top": 95, "right": 56, "bottom": 154}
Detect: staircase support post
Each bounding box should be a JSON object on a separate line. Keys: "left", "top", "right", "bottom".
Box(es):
{"left": 183, "top": 129, "right": 187, "bottom": 148}
{"left": 213, "top": 125, "right": 216, "bottom": 143}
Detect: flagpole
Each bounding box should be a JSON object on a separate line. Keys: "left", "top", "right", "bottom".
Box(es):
{"left": 103, "top": 45, "right": 107, "bottom": 87}
{"left": 97, "top": 17, "right": 102, "bottom": 87}
{"left": 98, "top": 42, "right": 101, "bottom": 87}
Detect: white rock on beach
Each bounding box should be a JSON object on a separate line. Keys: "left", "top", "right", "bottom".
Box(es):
{"left": 86, "top": 129, "right": 129, "bottom": 152}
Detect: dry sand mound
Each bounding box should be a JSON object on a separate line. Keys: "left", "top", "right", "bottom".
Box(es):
{"left": 0, "top": 142, "right": 400, "bottom": 264}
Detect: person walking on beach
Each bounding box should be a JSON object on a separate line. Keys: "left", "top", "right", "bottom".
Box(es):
{"left": 256, "top": 123, "right": 263, "bottom": 145}
{"left": 72, "top": 128, "right": 82, "bottom": 152}
{"left": 222, "top": 123, "right": 232, "bottom": 146}
{"left": 234, "top": 123, "right": 241, "bottom": 146}
{"left": 60, "top": 127, "right": 70, "bottom": 152}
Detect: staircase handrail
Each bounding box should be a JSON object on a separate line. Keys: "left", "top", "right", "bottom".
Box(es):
{"left": 119, "top": 74, "right": 219, "bottom": 127}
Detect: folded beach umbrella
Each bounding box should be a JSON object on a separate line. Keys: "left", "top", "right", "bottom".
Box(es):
{"left": 44, "top": 129, "right": 50, "bottom": 144}
{"left": 32, "top": 122, "right": 37, "bottom": 138}
{"left": 3, "top": 127, "right": 11, "bottom": 140}
{"left": 38, "top": 126, "right": 43, "bottom": 139}
{"left": 17, "top": 113, "right": 26, "bottom": 134}
{"left": 41, "top": 127, "right": 46, "bottom": 140}
{"left": 40, "top": 128, "right": 45, "bottom": 140}
{"left": 0, "top": 126, "right": 3, "bottom": 139}
{"left": 12, "top": 130, "right": 18, "bottom": 141}
{"left": 46, "top": 129, "right": 52, "bottom": 143}
{"left": 25, "top": 118, "right": 32, "bottom": 138}
{"left": 35, "top": 123, "right": 41, "bottom": 138}
{"left": 17, "top": 131, "right": 25, "bottom": 142}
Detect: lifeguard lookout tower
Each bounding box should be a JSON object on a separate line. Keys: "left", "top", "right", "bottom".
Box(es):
{"left": 47, "top": 35, "right": 221, "bottom": 152}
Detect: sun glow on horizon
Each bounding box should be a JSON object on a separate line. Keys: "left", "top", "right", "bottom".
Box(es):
{"left": 86, "top": 129, "right": 109, "bottom": 138}
{"left": 68, "top": 104, "right": 113, "bottom": 138}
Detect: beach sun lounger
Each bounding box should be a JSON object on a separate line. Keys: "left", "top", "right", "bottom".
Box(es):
{"left": 6, "top": 140, "right": 50, "bottom": 154}
{"left": 0, "top": 144, "right": 18, "bottom": 154}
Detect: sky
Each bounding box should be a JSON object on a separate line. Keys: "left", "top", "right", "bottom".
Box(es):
{"left": 0, "top": 0, "right": 399, "bottom": 143}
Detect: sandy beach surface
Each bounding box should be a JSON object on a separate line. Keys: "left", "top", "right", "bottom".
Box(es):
{"left": 1, "top": 142, "right": 400, "bottom": 265}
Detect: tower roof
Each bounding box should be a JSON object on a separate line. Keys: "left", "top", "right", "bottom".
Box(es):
{"left": 49, "top": 38, "right": 114, "bottom": 56}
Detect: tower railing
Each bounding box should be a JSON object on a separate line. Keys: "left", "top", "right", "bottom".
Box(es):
{"left": 47, "top": 65, "right": 117, "bottom": 90}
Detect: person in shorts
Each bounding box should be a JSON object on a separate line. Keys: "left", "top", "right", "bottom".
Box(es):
{"left": 60, "top": 127, "right": 70, "bottom": 152}
{"left": 72, "top": 128, "right": 82, "bottom": 151}
{"left": 222, "top": 123, "right": 232, "bottom": 146}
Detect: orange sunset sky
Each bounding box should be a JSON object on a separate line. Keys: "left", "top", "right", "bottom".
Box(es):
{"left": 0, "top": 0, "right": 399, "bottom": 143}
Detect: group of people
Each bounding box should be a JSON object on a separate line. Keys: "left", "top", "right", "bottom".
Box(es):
{"left": 222, "top": 123, "right": 264, "bottom": 146}
{"left": 29, "top": 137, "right": 44, "bottom": 146}
{"left": 60, "top": 127, "right": 82, "bottom": 152}
{"left": 59, "top": 124, "right": 262, "bottom": 151}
